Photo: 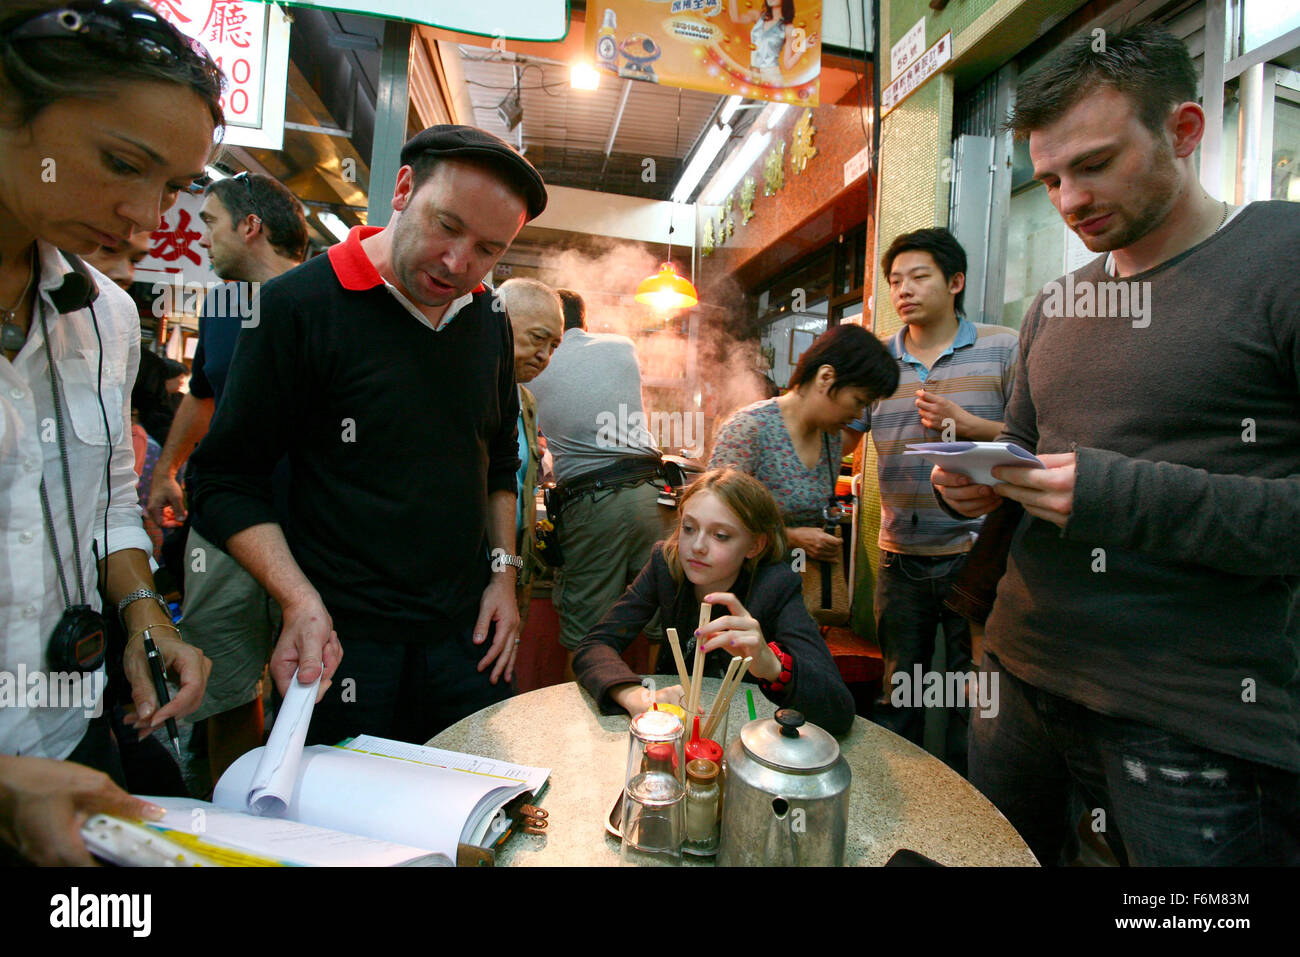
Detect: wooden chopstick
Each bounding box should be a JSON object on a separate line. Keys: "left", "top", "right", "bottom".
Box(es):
{"left": 687, "top": 603, "right": 711, "bottom": 724}
{"left": 665, "top": 627, "right": 691, "bottom": 702}
{"left": 704, "top": 656, "right": 752, "bottom": 740}
{"left": 704, "top": 656, "right": 742, "bottom": 737}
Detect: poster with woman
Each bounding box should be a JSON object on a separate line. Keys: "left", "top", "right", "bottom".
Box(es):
{"left": 586, "top": 0, "right": 821, "bottom": 105}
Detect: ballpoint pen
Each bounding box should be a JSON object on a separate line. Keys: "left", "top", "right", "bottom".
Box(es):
{"left": 141, "top": 627, "right": 182, "bottom": 761}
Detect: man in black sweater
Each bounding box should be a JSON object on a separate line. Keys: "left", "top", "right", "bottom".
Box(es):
{"left": 188, "top": 127, "right": 548, "bottom": 744}
{"left": 933, "top": 26, "right": 1299, "bottom": 864}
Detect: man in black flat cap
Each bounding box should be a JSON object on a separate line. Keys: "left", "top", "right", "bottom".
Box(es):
{"left": 188, "top": 126, "right": 548, "bottom": 745}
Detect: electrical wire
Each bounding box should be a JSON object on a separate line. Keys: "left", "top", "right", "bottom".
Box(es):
{"left": 460, "top": 55, "right": 565, "bottom": 95}
{"left": 847, "top": 0, "right": 870, "bottom": 145}
{"left": 465, "top": 79, "right": 570, "bottom": 92}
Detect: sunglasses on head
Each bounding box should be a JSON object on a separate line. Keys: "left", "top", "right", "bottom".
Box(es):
{"left": 229, "top": 170, "right": 265, "bottom": 224}
{"left": 3, "top": 1, "right": 216, "bottom": 73}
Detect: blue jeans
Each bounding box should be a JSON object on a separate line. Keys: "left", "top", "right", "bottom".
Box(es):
{"left": 871, "top": 550, "right": 972, "bottom": 774}
{"left": 971, "top": 652, "right": 1300, "bottom": 865}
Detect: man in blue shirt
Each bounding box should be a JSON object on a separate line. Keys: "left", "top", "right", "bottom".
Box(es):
{"left": 846, "top": 228, "right": 1016, "bottom": 774}
{"left": 146, "top": 172, "right": 307, "bottom": 783}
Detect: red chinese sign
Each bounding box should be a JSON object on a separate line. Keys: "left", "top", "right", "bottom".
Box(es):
{"left": 149, "top": 208, "right": 204, "bottom": 268}
{"left": 145, "top": 0, "right": 266, "bottom": 125}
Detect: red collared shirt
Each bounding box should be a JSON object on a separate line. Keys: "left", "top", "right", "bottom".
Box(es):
{"left": 327, "top": 225, "right": 485, "bottom": 332}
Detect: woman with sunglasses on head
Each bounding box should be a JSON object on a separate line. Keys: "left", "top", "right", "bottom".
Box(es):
{"left": 0, "top": 0, "right": 220, "bottom": 864}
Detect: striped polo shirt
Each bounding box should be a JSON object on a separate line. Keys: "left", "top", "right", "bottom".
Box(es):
{"left": 853, "top": 317, "right": 1018, "bottom": 555}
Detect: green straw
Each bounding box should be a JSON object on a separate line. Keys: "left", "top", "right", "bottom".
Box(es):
{"left": 745, "top": 688, "right": 757, "bottom": 720}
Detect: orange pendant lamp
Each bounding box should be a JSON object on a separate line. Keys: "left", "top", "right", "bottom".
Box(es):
{"left": 635, "top": 262, "right": 698, "bottom": 311}
{"left": 638, "top": 88, "right": 698, "bottom": 313}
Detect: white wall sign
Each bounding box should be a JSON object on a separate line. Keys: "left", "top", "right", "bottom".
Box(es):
{"left": 146, "top": 0, "right": 291, "bottom": 150}
{"left": 890, "top": 18, "right": 926, "bottom": 81}
{"left": 843, "top": 143, "right": 872, "bottom": 186}
{"left": 881, "top": 32, "right": 952, "bottom": 117}
{"left": 284, "top": 0, "right": 568, "bottom": 41}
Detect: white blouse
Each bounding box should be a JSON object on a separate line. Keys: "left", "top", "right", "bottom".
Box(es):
{"left": 0, "top": 240, "right": 152, "bottom": 760}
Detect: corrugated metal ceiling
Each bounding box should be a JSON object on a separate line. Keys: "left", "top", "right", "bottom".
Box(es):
{"left": 458, "top": 48, "right": 723, "bottom": 198}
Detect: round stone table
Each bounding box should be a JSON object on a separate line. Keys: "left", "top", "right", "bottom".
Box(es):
{"left": 430, "top": 678, "right": 1038, "bottom": 866}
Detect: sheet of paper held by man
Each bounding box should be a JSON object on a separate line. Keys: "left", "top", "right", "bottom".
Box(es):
{"left": 903, "top": 441, "right": 1046, "bottom": 488}
{"left": 237, "top": 668, "right": 320, "bottom": 815}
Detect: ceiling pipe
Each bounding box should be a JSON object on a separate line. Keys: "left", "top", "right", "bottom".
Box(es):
{"left": 434, "top": 38, "right": 476, "bottom": 125}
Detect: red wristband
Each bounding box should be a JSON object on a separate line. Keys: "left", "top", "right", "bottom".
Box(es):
{"left": 759, "top": 641, "right": 794, "bottom": 694}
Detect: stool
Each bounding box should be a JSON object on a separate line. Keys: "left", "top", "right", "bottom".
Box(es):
{"left": 821, "top": 626, "right": 884, "bottom": 684}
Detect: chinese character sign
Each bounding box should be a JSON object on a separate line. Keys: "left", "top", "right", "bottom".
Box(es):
{"left": 586, "top": 0, "right": 821, "bottom": 106}
{"left": 137, "top": 191, "right": 221, "bottom": 290}
{"left": 145, "top": 0, "right": 270, "bottom": 130}
{"left": 881, "top": 31, "right": 951, "bottom": 116}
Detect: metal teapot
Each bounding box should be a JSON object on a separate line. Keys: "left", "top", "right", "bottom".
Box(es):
{"left": 717, "top": 709, "right": 851, "bottom": 866}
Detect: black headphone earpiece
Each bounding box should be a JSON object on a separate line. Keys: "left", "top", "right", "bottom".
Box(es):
{"left": 50, "top": 250, "right": 100, "bottom": 314}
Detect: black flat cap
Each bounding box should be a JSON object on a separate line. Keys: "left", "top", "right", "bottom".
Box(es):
{"left": 400, "top": 125, "right": 548, "bottom": 220}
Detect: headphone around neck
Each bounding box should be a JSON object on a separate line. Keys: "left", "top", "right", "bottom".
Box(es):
{"left": 49, "top": 249, "right": 101, "bottom": 314}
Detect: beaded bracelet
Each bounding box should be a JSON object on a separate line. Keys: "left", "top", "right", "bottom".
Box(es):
{"left": 760, "top": 641, "right": 794, "bottom": 694}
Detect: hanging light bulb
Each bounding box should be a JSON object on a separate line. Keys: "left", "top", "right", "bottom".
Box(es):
{"left": 636, "top": 262, "right": 698, "bottom": 311}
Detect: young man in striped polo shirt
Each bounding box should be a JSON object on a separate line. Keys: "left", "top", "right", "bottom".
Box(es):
{"left": 846, "top": 228, "right": 1017, "bottom": 773}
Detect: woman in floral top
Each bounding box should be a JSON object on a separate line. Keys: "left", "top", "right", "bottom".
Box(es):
{"left": 709, "top": 324, "right": 898, "bottom": 561}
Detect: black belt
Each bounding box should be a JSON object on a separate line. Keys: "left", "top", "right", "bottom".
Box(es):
{"left": 553, "top": 456, "right": 669, "bottom": 510}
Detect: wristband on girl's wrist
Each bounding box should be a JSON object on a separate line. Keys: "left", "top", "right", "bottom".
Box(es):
{"left": 759, "top": 641, "right": 793, "bottom": 694}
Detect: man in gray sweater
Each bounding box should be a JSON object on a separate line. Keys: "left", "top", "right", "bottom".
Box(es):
{"left": 934, "top": 25, "right": 1299, "bottom": 864}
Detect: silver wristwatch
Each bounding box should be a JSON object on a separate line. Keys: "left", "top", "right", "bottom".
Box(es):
{"left": 490, "top": 550, "right": 524, "bottom": 573}
{"left": 117, "top": 588, "right": 171, "bottom": 626}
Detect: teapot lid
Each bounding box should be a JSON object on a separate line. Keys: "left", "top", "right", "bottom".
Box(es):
{"left": 739, "top": 709, "right": 840, "bottom": 771}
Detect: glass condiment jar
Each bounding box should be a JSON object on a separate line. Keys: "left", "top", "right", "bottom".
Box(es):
{"left": 683, "top": 758, "right": 721, "bottom": 856}
{"left": 621, "top": 709, "right": 686, "bottom": 866}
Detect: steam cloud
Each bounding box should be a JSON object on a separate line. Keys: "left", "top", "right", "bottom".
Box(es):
{"left": 531, "top": 236, "right": 771, "bottom": 460}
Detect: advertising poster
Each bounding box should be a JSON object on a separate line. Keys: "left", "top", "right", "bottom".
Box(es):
{"left": 586, "top": 0, "right": 821, "bottom": 105}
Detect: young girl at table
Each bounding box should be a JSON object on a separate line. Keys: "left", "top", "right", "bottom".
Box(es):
{"left": 572, "top": 468, "right": 854, "bottom": 735}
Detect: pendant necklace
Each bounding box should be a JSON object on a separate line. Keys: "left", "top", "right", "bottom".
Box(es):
{"left": 1, "top": 247, "right": 37, "bottom": 355}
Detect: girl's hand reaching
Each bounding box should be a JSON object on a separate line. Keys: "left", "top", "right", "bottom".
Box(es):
{"left": 613, "top": 682, "right": 687, "bottom": 717}
{"left": 697, "top": 592, "right": 782, "bottom": 681}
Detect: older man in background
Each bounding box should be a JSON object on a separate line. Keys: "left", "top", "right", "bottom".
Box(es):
{"left": 496, "top": 278, "right": 564, "bottom": 626}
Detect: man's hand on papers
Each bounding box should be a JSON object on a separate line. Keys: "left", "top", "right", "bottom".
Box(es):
{"left": 931, "top": 465, "right": 1005, "bottom": 518}
{"left": 474, "top": 575, "right": 521, "bottom": 685}
{"left": 988, "top": 452, "right": 1077, "bottom": 528}
{"left": 0, "top": 755, "right": 165, "bottom": 866}
{"left": 122, "top": 631, "right": 211, "bottom": 739}
{"left": 270, "top": 594, "right": 342, "bottom": 700}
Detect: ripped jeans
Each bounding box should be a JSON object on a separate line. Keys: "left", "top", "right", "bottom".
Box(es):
{"left": 970, "top": 652, "right": 1300, "bottom": 866}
